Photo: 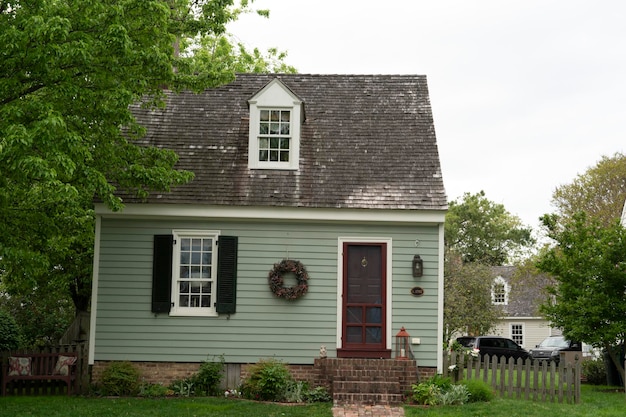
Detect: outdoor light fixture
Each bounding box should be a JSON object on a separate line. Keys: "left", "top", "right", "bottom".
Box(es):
{"left": 412, "top": 255, "right": 423, "bottom": 277}
{"left": 395, "top": 327, "right": 411, "bottom": 360}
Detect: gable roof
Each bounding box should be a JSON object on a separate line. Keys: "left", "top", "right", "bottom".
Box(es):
{"left": 491, "top": 266, "right": 553, "bottom": 318}
{"left": 127, "top": 74, "right": 447, "bottom": 211}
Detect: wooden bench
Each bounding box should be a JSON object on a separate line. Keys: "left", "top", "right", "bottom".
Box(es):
{"left": 2, "top": 352, "right": 78, "bottom": 396}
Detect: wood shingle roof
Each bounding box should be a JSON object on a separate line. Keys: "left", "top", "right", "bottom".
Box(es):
{"left": 128, "top": 74, "right": 447, "bottom": 211}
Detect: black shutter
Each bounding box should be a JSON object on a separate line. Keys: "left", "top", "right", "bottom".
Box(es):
{"left": 152, "top": 235, "right": 173, "bottom": 313}
{"left": 216, "top": 236, "right": 238, "bottom": 314}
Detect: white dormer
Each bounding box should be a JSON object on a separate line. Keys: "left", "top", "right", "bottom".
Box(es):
{"left": 248, "top": 79, "right": 303, "bottom": 170}
{"left": 491, "top": 276, "right": 510, "bottom": 305}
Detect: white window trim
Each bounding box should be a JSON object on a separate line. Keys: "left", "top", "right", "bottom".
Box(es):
{"left": 491, "top": 276, "right": 509, "bottom": 305}
{"left": 510, "top": 323, "right": 524, "bottom": 347}
{"left": 170, "top": 229, "right": 220, "bottom": 317}
{"left": 248, "top": 79, "right": 302, "bottom": 170}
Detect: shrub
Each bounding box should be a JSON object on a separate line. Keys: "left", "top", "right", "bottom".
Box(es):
{"left": 139, "top": 382, "right": 171, "bottom": 397}
{"left": 439, "top": 384, "right": 470, "bottom": 405}
{"left": 100, "top": 361, "right": 141, "bottom": 396}
{"left": 241, "top": 358, "right": 293, "bottom": 401}
{"left": 412, "top": 374, "right": 451, "bottom": 405}
{"left": 192, "top": 355, "right": 225, "bottom": 396}
{"left": 0, "top": 309, "right": 22, "bottom": 351}
{"left": 170, "top": 378, "right": 195, "bottom": 397}
{"left": 459, "top": 379, "right": 494, "bottom": 402}
{"left": 284, "top": 380, "right": 308, "bottom": 403}
{"left": 304, "top": 386, "right": 332, "bottom": 403}
{"left": 583, "top": 358, "right": 607, "bottom": 385}
{"left": 412, "top": 382, "right": 441, "bottom": 405}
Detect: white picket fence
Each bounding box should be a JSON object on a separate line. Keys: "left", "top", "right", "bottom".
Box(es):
{"left": 443, "top": 350, "right": 581, "bottom": 403}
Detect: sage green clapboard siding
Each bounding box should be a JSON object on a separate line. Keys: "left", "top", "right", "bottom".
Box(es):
{"left": 95, "top": 218, "right": 441, "bottom": 366}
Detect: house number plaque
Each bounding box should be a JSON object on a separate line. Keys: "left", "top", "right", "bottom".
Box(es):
{"left": 410, "top": 287, "right": 425, "bottom": 297}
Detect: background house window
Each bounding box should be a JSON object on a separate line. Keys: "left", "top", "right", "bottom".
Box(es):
{"left": 491, "top": 276, "right": 509, "bottom": 305}
{"left": 171, "top": 230, "right": 219, "bottom": 316}
{"left": 259, "top": 109, "right": 291, "bottom": 162}
{"left": 511, "top": 323, "right": 524, "bottom": 346}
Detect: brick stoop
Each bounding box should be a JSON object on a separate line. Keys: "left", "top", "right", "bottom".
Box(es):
{"left": 314, "top": 358, "right": 418, "bottom": 405}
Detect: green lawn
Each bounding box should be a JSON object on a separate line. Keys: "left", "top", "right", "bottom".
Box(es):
{"left": 1, "top": 385, "right": 624, "bottom": 417}
{"left": 404, "top": 384, "right": 625, "bottom": 417}
{"left": 0, "top": 396, "right": 333, "bottom": 417}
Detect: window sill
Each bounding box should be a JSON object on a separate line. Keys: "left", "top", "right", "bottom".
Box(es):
{"left": 169, "top": 309, "right": 218, "bottom": 318}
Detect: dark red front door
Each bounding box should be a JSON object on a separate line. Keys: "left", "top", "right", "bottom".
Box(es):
{"left": 338, "top": 243, "right": 390, "bottom": 358}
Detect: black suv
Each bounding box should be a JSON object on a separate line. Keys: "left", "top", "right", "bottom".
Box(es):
{"left": 528, "top": 336, "right": 581, "bottom": 364}
{"left": 455, "top": 336, "right": 529, "bottom": 361}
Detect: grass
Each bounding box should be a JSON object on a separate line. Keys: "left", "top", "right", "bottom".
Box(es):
{"left": 0, "top": 396, "right": 333, "bottom": 417}
{"left": 1, "top": 385, "right": 624, "bottom": 417}
{"left": 404, "top": 384, "right": 626, "bottom": 417}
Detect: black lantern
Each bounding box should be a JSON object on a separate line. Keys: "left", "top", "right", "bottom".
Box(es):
{"left": 395, "top": 327, "right": 410, "bottom": 360}
{"left": 412, "top": 255, "right": 423, "bottom": 277}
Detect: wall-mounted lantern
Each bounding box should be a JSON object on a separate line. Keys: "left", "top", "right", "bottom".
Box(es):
{"left": 395, "top": 327, "right": 411, "bottom": 360}
{"left": 412, "top": 255, "right": 423, "bottom": 277}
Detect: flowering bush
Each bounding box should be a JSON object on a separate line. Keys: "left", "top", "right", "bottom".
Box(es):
{"left": 268, "top": 259, "right": 309, "bottom": 300}
{"left": 224, "top": 388, "right": 241, "bottom": 398}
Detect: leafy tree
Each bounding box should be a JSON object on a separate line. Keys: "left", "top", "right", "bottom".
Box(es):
{"left": 445, "top": 191, "right": 534, "bottom": 265}
{"left": 0, "top": 0, "right": 293, "bottom": 335}
{"left": 551, "top": 152, "right": 626, "bottom": 227}
{"left": 443, "top": 251, "right": 502, "bottom": 345}
{"left": 537, "top": 212, "right": 626, "bottom": 382}
{"left": 185, "top": 34, "right": 297, "bottom": 75}
{"left": 444, "top": 191, "right": 535, "bottom": 344}
{"left": 0, "top": 309, "right": 22, "bottom": 351}
{"left": 0, "top": 287, "right": 74, "bottom": 348}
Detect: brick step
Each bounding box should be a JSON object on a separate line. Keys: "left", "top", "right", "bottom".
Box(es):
{"left": 333, "top": 380, "right": 401, "bottom": 394}
{"left": 333, "top": 369, "right": 407, "bottom": 375}
{"left": 333, "top": 373, "right": 398, "bottom": 381}
{"left": 333, "top": 392, "right": 405, "bottom": 406}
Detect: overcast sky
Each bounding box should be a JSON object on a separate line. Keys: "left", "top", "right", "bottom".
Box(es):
{"left": 228, "top": 1, "right": 625, "bottom": 228}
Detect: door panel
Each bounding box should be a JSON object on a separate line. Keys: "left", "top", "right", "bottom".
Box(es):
{"left": 338, "top": 243, "right": 390, "bottom": 358}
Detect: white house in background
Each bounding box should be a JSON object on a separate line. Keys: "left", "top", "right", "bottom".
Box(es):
{"left": 490, "top": 266, "right": 557, "bottom": 350}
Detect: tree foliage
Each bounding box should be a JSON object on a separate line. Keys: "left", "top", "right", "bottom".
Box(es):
{"left": 537, "top": 212, "right": 626, "bottom": 382}
{"left": 443, "top": 191, "right": 536, "bottom": 344}
{"left": 445, "top": 191, "right": 534, "bottom": 265}
{"left": 0, "top": 309, "right": 22, "bottom": 351}
{"left": 551, "top": 152, "right": 626, "bottom": 227}
{"left": 185, "top": 34, "right": 297, "bottom": 75}
{"left": 0, "top": 0, "right": 294, "bottom": 331}
{"left": 443, "top": 251, "right": 502, "bottom": 345}
{"left": 0, "top": 285, "right": 74, "bottom": 348}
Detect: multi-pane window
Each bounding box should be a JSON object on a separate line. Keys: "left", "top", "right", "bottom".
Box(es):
{"left": 171, "top": 231, "right": 218, "bottom": 316}
{"left": 511, "top": 324, "right": 524, "bottom": 346}
{"left": 491, "top": 277, "right": 509, "bottom": 305}
{"left": 258, "top": 109, "right": 291, "bottom": 163}
{"left": 492, "top": 282, "right": 506, "bottom": 304}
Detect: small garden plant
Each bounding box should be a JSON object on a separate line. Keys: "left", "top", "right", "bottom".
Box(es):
{"left": 99, "top": 361, "right": 142, "bottom": 396}
{"left": 241, "top": 358, "right": 293, "bottom": 401}
{"left": 411, "top": 374, "right": 493, "bottom": 406}
{"left": 240, "top": 358, "right": 331, "bottom": 403}
{"left": 193, "top": 355, "right": 225, "bottom": 396}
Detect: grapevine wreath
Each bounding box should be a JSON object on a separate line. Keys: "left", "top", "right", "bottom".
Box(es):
{"left": 268, "top": 259, "right": 309, "bottom": 300}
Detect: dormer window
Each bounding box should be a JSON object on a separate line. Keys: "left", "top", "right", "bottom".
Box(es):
{"left": 491, "top": 276, "right": 509, "bottom": 305}
{"left": 248, "top": 79, "right": 302, "bottom": 170}
{"left": 259, "top": 109, "right": 291, "bottom": 163}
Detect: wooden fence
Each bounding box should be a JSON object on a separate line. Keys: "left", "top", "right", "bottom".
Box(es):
{"left": 1, "top": 343, "right": 89, "bottom": 396}
{"left": 443, "top": 351, "right": 581, "bottom": 404}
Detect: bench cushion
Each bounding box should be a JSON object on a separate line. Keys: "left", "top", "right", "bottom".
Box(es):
{"left": 8, "top": 357, "right": 31, "bottom": 376}
{"left": 53, "top": 355, "right": 77, "bottom": 376}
